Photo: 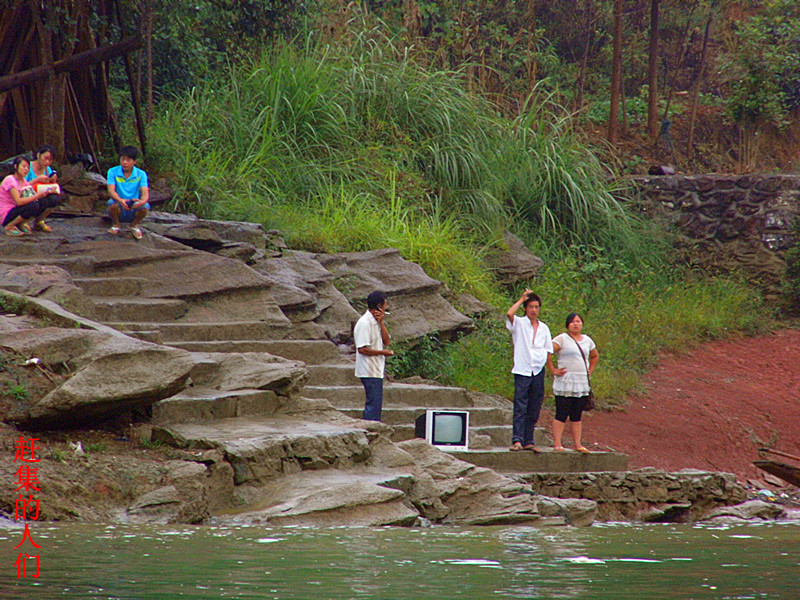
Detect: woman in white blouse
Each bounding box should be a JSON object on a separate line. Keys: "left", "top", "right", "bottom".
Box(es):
{"left": 547, "top": 312, "right": 599, "bottom": 452}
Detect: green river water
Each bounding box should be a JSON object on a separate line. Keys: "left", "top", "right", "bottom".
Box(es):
{"left": 1, "top": 520, "right": 798, "bottom": 599}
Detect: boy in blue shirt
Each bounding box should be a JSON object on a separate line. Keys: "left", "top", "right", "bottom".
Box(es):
{"left": 107, "top": 146, "right": 149, "bottom": 240}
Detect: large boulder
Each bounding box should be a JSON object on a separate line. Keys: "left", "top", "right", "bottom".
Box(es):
{"left": 398, "top": 438, "right": 540, "bottom": 525}
{"left": 0, "top": 327, "right": 195, "bottom": 428}
{"left": 316, "top": 248, "right": 474, "bottom": 342}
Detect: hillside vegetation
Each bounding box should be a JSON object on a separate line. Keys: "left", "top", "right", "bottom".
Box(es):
{"left": 147, "top": 32, "right": 768, "bottom": 404}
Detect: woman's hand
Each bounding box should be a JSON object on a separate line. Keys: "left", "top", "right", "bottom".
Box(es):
{"left": 551, "top": 367, "right": 567, "bottom": 377}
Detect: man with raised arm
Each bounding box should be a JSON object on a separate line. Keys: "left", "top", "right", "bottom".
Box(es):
{"left": 506, "top": 289, "right": 553, "bottom": 452}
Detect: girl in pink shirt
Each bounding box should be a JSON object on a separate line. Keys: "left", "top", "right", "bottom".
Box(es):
{"left": 1, "top": 156, "right": 60, "bottom": 236}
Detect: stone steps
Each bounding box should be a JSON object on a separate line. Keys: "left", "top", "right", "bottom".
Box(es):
{"left": 73, "top": 276, "right": 149, "bottom": 297}
{"left": 103, "top": 320, "right": 294, "bottom": 342}
{"left": 91, "top": 297, "right": 189, "bottom": 322}
{"left": 0, "top": 256, "right": 95, "bottom": 275}
{"left": 449, "top": 447, "right": 629, "bottom": 473}
{"left": 306, "top": 363, "right": 359, "bottom": 386}
{"left": 303, "top": 383, "right": 472, "bottom": 408}
{"left": 165, "top": 339, "right": 343, "bottom": 365}
{"left": 89, "top": 249, "right": 191, "bottom": 272}
{"left": 151, "top": 388, "right": 281, "bottom": 425}
{"left": 337, "top": 406, "right": 512, "bottom": 426}
{"left": 389, "top": 423, "right": 549, "bottom": 447}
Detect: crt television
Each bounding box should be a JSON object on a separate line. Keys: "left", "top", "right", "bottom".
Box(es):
{"left": 415, "top": 409, "right": 469, "bottom": 451}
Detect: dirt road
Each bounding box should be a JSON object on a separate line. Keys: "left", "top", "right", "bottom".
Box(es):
{"left": 547, "top": 329, "right": 800, "bottom": 484}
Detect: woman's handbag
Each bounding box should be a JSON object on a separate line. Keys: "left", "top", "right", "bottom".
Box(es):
{"left": 572, "top": 337, "right": 595, "bottom": 410}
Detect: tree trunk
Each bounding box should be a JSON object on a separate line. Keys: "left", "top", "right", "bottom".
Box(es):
{"left": 687, "top": 3, "right": 715, "bottom": 158}
{"left": 647, "top": 0, "right": 660, "bottom": 138}
{"left": 608, "top": 0, "right": 623, "bottom": 143}
{"left": 145, "top": 0, "right": 154, "bottom": 123}
{"left": 576, "top": 0, "right": 595, "bottom": 110}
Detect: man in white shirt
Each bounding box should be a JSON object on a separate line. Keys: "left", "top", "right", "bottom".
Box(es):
{"left": 505, "top": 290, "right": 553, "bottom": 452}
{"left": 353, "top": 290, "right": 394, "bottom": 421}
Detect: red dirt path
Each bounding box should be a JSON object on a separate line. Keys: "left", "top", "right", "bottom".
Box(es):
{"left": 545, "top": 329, "right": 800, "bottom": 484}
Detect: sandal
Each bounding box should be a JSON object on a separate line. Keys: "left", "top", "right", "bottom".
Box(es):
{"left": 108, "top": 225, "right": 120, "bottom": 235}
{"left": 34, "top": 221, "right": 52, "bottom": 232}
{"left": 19, "top": 223, "right": 32, "bottom": 234}
{"left": 575, "top": 446, "right": 591, "bottom": 454}
{"left": 131, "top": 226, "right": 143, "bottom": 240}
{"left": 4, "top": 227, "right": 24, "bottom": 236}
{"left": 509, "top": 442, "right": 523, "bottom": 451}
{"left": 523, "top": 444, "right": 540, "bottom": 453}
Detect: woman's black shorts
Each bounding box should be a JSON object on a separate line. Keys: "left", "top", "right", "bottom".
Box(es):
{"left": 554, "top": 395, "right": 590, "bottom": 422}
{"left": 2, "top": 195, "right": 61, "bottom": 226}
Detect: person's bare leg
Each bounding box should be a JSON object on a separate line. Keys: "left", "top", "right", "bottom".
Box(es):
{"left": 552, "top": 419, "right": 566, "bottom": 450}
{"left": 108, "top": 204, "right": 122, "bottom": 230}
{"left": 130, "top": 207, "right": 148, "bottom": 228}
{"left": 571, "top": 420, "right": 589, "bottom": 452}
{"left": 5, "top": 215, "right": 26, "bottom": 234}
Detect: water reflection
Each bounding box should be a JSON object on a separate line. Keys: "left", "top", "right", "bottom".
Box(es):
{"left": 0, "top": 521, "right": 797, "bottom": 599}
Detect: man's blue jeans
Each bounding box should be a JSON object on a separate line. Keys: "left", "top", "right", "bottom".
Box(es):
{"left": 361, "top": 377, "right": 383, "bottom": 421}
{"left": 512, "top": 370, "right": 544, "bottom": 445}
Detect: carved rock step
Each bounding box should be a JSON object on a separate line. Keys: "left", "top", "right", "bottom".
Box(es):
{"left": 73, "top": 276, "right": 150, "bottom": 297}
{"left": 165, "top": 339, "right": 342, "bottom": 364}
{"left": 449, "top": 448, "right": 629, "bottom": 473}
{"left": 389, "top": 423, "right": 547, "bottom": 448}
{"left": 104, "top": 320, "right": 294, "bottom": 342}
{"left": 0, "top": 256, "right": 95, "bottom": 275}
{"left": 153, "top": 416, "right": 371, "bottom": 485}
{"left": 337, "top": 406, "right": 512, "bottom": 426}
{"left": 306, "top": 363, "right": 359, "bottom": 386}
{"left": 151, "top": 388, "right": 282, "bottom": 425}
{"left": 91, "top": 297, "right": 189, "bottom": 322}
{"left": 303, "top": 383, "right": 472, "bottom": 408}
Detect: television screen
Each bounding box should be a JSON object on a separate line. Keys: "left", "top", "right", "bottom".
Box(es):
{"left": 415, "top": 410, "right": 469, "bottom": 451}
{"left": 432, "top": 414, "right": 465, "bottom": 444}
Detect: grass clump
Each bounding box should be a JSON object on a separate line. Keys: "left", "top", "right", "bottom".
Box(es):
{"left": 149, "top": 35, "right": 649, "bottom": 300}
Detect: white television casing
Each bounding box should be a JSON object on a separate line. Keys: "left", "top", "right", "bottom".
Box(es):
{"left": 420, "top": 409, "right": 469, "bottom": 451}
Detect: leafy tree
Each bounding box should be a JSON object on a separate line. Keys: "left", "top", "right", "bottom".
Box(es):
{"left": 721, "top": 0, "right": 800, "bottom": 127}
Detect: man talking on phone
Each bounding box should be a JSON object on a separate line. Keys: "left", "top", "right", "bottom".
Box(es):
{"left": 353, "top": 290, "right": 394, "bottom": 421}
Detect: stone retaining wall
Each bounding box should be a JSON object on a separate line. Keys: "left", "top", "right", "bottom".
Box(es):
{"left": 631, "top": 174, "right": 800, "bottom": 296}
{"left": 522, "top": 468, "right": 747, "bottom": 522}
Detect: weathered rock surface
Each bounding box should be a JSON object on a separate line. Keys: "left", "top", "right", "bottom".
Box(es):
{"left": 0, "top": 264, "right": 94, "bottom": 316}
{"left": 398, "top": 438, "right": 541, "bottom": 525}
{"left": 522, "top": 467, "right": 748, "bottom": 522}
{"left": 186, "top": 351, "right": 307, "bottom": 395}
{"left": 537, "top": 497, "right": 598, "bottom": 527}
{"left": 702, "top": 499, "right": 787, "bottom": 522}
{"left": 317, "top": 248, "right": 474, "bottom": 341}
{"left": 486, "top": 231, "right": 544, "bottom": 285}
{"left": 214, "top": 469, "right": 420, "bottom": 527}
{"left": 0, "top": 327, "right": 196, "bottom": 428}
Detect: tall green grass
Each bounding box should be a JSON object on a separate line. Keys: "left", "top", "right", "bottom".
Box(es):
{"left": 149, "top": 35, "right": 652, "bottom": 283}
